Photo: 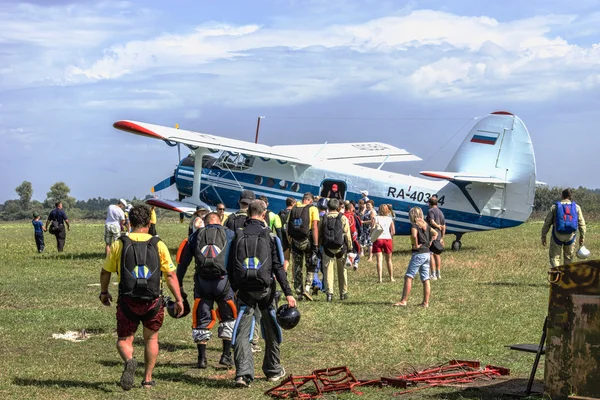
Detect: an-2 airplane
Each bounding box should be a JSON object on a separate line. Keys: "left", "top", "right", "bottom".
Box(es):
{"left": 113, "top": 111, "right": 536, "bottom": 250}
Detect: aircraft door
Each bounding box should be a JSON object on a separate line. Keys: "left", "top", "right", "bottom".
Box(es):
{"left": 320, "top": 180, "right": 346, "bottom": 201}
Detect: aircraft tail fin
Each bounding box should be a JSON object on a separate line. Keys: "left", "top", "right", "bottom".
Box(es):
{"left": 425, "top": 111, "right": 536, "bottom": 224}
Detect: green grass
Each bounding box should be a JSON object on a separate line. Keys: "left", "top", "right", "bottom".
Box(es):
{"left": 0, "top": 220, "right": 595, "bottom": 399}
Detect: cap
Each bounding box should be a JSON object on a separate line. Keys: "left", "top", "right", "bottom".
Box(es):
{"left": 239, "top": 189, "right": 256, "bottom": 205}
{"left": 33, "top": 212, "right": 40, "bottom": 218}
{"left": 196, "top": 205, "right": 209, "bottom": 211}
{"left": 126, "top": 205, "right": 133, "bottom": 212}
{"left": 360, "top": 190, "right": 369, "bottom": 196}
{"left": 119, "top": 198, "right": 128, "bottom": 207}
{"left": 332, "top": 184, "right": 338, "bottom": 191}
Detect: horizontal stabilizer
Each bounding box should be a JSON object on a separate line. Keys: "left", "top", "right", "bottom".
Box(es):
{"left": 272, "top": 143, "right": 421, "bottom": 164}
{"left": 145, "top": 198, "right": 211, "bottom": 216}
{"left": 420, "top": 171, "right": 510, "bottom": 184}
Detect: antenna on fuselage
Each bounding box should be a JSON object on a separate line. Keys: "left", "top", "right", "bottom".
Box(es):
{"left": 255, "top": 116, "right": 265, "bottom": 144}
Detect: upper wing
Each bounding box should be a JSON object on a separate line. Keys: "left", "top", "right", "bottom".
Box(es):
{"left": 114, "top": 120, "right": 419, "bottom": 166}
{"left": 113, "top": 120, "right": 309, "bottom": 165}
{"left": 272, "top": 143, "right": 421, "bottom": 164}
{"left": 420, "top": 171, "right": 510, "bottom": 184}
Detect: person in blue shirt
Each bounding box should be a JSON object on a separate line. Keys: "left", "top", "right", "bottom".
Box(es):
{"left": 32, "top": 212, "right": 46, "bottom": 253}
{"left": 45, "top": 201, "right": 70, "bottom": 252}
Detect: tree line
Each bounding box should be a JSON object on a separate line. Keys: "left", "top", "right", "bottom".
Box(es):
{"left": 0, "top": 181, "right": 145, "bottom": 221}
{"left": 1, "top": 181, "right": 599, "bottom": 221}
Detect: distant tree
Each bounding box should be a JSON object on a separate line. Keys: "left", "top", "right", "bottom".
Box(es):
{"left": 15, "top": 181, "right": 33, "bottom": 209}
{"left": 46, "top": 181, "right": 76, "bottom": 209}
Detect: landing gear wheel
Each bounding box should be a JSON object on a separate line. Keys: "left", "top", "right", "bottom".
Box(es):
{"left": 452, "top": 240, "right": 462, "bottom": 251}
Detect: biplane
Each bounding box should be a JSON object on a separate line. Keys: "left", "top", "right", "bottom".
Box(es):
{"left": 113, "top": 111, "right": 536, "bottom": 250}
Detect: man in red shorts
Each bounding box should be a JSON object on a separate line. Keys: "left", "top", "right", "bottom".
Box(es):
{"left": 100, "top": 205, "right": 184, "bottom": 390}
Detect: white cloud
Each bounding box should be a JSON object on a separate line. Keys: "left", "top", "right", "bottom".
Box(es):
{"left": 53, "top": 9, "right": 600, "bottom": 105}
{"left": 2, "top": 3, "right": 600, "bottom": 107}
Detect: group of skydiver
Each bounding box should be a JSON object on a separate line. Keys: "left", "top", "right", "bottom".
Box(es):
{"left": 98, "top": 185, "right": 588, "bottom": 391}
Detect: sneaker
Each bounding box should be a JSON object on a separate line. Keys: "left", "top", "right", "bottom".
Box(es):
{"left": 219, "top": 353, "right": 233, "bottom": 367}
{"left": 326, "top": 294, "right": 333, "bottom": 302}
{"left": 302, "top": 291, "right": 313, "bottom": 301}
{"left": 340, "top": 293, "right": 348, "bottom": 301}
{"left": 431, "top": 274, "right": 437, "bottom": 281}
{"left": 120, "top": 358, "right": 138, "bottom": 391}
{"left": 267, "top": 367, "right": 286, "bottom": 382}
{"left": 251, "top": 343, "right": 262, "bottom": 353}
{"left": 197, "top": 356, "right": 207, "bottom": 369}
{"left": 235, "top": 376, "right": 250, "bottom": 388}
{"left": 437, "top": 272, "right": 441, "bottom": 280}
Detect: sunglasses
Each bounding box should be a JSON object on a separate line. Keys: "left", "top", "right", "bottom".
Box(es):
{"left": 217, "top": 208, "right": 225, "bottom": 211}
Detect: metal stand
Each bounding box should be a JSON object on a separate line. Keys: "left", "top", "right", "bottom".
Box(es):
{"left": 526, "top": 317, "right": 548, "bottom": 395}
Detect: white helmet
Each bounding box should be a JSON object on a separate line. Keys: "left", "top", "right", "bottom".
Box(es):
{"left": 576, "top": 246, "right": 591, "bottom": 259}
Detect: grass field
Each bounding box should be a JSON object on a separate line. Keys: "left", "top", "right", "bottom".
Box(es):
{"left": 0, "top": 219, "right": 595, "bottom": 399}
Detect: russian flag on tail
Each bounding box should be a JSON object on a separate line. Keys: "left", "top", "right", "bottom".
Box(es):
{"left": 471, "top": 132, "right": 499, "bottom": 145}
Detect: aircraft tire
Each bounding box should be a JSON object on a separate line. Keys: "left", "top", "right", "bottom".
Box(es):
{"left": 452, "top": 240, "right": 462, "bottom": 251}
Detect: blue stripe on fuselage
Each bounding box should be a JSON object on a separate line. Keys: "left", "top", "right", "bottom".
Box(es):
{"left": 178, "top": 167, "right": 523, "bottom": 235}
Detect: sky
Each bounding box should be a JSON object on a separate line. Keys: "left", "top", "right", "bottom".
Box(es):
{"left": 1, "top": 0, "right": 599, "bottom": 203}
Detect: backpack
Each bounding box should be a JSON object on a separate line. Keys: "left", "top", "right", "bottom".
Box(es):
{"left": 279, "top": 208, "right": 291, "bottom": 236}
{"left": 233, "top": 228, "right": 273, "bottom": 291}
{"left": 194, "top": 225, "right": 228, "bottom": 278}
{"left": 225, "top": 211, "right": 247, "bottom": 232}
{"left": 118, "top": 236, "right": 162, "bottom": 301}
{"left": 555, "top": 201, "right": 578, "bottom": 234}
{"left": 322, "top": 213, "right": 345, "bottom": 250}
{"left": 287, "top": 205, "right": 312, "bottom": 240}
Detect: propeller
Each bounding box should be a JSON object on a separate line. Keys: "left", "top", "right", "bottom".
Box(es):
{"left": 151, "top": 175, "right": 176, "bottom": 193}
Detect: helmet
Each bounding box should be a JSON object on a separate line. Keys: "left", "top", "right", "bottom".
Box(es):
{"left": 165, "top": 296, "right": 191, "bottom": 319}
{"left": 276, "top": 304, "right": 301, "bottom": 330}
{"left": 576, "top": 246, "right": 591, "bottom": 259}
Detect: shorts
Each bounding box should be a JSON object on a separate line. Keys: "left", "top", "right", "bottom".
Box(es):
{"left": 372, "top": 239, "right": 393, "bottom": 254}
{"left": 116, "top": 297, "right": 164, "bottom": 337}
{"left": 405, "top": 252, "right": 430, "bottom": 281}
{"left": 104, "top": 224, "right": 121, "bottom": 245}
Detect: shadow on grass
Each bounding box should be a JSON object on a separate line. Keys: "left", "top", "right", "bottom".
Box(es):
{"left": 48, "top": 252, "right": 105, "bottom": 260}
{"left": 339, "top": 301, "right": 396, "bottom": 306}
{"left": 480, "top": 282, "right": 547, "bottom": 288}
{"left": 13, "top": 377, "right": 114, "bottom": 393}
{"left": 152, "top": 371, "right": 235, "bottom": 389}
{"left": 430, "top": 378, "right": 544, "bottom": 400}
{"left": 98, "top": 359, "right": 200, "bottom": 369}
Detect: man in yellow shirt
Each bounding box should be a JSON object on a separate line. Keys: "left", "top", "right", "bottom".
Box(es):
{"left": 149, "top": 206, "right": 157, "bottom": 236}
{"left": 320, "top": 198, "right": 353, "bottom": 302}
{"left": 287, "top": 192, "right": 320, "bottom": 300}
{"left": 100, "top": 205, "right": 183, "bottom": 390}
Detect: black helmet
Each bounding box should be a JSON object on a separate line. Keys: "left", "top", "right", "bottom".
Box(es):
{"left": 165, "top": 296, "right": 191, "bottom": 319}
{"left": 276, "top": 304, "right": 301, "bottom": 330}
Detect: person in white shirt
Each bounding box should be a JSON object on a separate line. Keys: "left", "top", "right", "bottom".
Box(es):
{"left": 372, "top": 204, "right": 395, "bottom": 283}
{"left": 105, "top": 198, "right": 127, "bottom": 256}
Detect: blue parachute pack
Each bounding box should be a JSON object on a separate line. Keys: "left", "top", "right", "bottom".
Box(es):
{"left": 553, "top": 201, "right": 578, "bottom": 245}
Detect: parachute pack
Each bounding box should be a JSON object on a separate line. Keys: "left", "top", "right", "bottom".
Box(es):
{"left": 322, "top": 213, "right": 345, "bottom": 250}
{"left": 194, "top": 225, "right": 228, "bottom": 278}
{"left": 118, "top": 236, "right": 162, "bottom": 301}
{"left": 225, "top": 211, "right": 248, "bottom": 232}
{"left": 287, "top": 205, "right": 311, "bottom": 240}
{"left": 233, "top": 228, "right": 273, "bottom": 291}
{"left": 555, "top": 201, "right": 578, "bottom": 234}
